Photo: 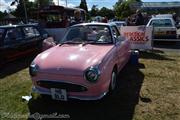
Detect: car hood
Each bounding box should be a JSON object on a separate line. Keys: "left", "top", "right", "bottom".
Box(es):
{"left": 34, "top": 44, "right": 113, "bottom": 75}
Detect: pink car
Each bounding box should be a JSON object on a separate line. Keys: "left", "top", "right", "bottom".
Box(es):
{"left": 29, "top": 23, "right": 131, "bottom": 101}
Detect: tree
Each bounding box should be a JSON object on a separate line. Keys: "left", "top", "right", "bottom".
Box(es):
{"left": 34, "top": 0, "right": 53, "bottom": 7}
{"left": 11, "top": 0, "right": 29, "bottom": 22}
{"left": 0, "top": 11, "right": 6, "bottom": 20}
{"left": 10, "top": 0, "right": 54, "bottom": 22}
{"left": 114, "top": 0, "right": 142, "bottom": 19}
{"left": 90, "top": 5, "right": 99, "bottom": 17}
{"left": 79, "top": 0, "right": 88, "bottom": 12}
{"left": 98, "top": 7, "right": 115, "bottom": 19}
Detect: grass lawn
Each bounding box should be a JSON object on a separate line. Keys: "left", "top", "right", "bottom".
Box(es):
{"left": 0, "top": 50, "right": 180, "bottom": 120}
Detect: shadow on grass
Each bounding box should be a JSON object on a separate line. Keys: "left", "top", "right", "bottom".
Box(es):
{"left": 139, "top": 50, "right": 175, "bottom": 61}
{"left": 0, "top": 55, "right": 35, "bottom": 79}
{"left": 28, "top": 63, "right": 147, "bottom": 120}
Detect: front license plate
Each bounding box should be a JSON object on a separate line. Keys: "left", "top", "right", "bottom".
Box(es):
{"left": 51, "top": 88, "right": 67, "bottom": 101}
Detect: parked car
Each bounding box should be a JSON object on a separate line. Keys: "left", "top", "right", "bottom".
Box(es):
{"left": 177, "top": 22, "right": 180, "bottom": 38}
{"left": 30, "top": 23, "right": 131, "bottom": 101}
{"left": 146, "top": 17, "right": 177, "bottom": 39}
{"left": 109, "top": 21, "right": 127, "bottom": 30}
{"left": 0, "top": 24, "right": 50, "bottom": 66}
{"left": 153, "top": 14, "right": 173, "bottom": 18}
{"left": 177, "top": 22, "right": 180, "bottom": 29}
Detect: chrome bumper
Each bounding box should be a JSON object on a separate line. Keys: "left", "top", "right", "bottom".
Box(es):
{"left": 32, "top": 86, "right": 107, "bottom": 101}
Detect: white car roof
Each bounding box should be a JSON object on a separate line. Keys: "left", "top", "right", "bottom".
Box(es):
{"left": 150, "top": 17, "right": 174, "bottom": 20}
{"left": 153, "top": 14, "right": 173, "bottom": 18}
{"left": 71, "top": 22, "right": 116, "bottom": 27}
{"left": 147, "top": 17, "right": 175, "bottom": 27}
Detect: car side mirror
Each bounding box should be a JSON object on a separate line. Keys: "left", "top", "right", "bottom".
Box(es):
{"left": 114, "top": 36, "right": 124, "bottom": 44}
{"left": 117, "top": 36, "right": 124, "bottom": 41}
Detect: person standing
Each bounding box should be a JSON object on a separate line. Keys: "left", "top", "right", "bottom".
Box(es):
{"left": 102, "top": 16, "right": 108, "bottom": 23}
{"left": 70, "top": 10, "right": 83, "bottom": 26}
{"left": 143, "top": 13, "right": 149, "bottom": 25}
{"left": 126, "top": 16, "right": 132, "bottom": 26}
{"left": 61, "top": 13, "right": 69, "bottom": 28}
{"left": 173, "top": 13, "right": 178, "bottom": 24}
{"left": 134, "top": 9, "right": 144, "bottom": 26}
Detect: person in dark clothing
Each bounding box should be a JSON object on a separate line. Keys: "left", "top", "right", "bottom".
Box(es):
{"left": 143, "top": 13, "right": 149, "bottom": 25}
{"left": 70, "top": 10, "right": 83, "bottom": 26}
{"left": 126, "top": 16, "right": 132, "bottom": 26}
{"left": 173, "top": 13, "right": 178, "bottom": 25}
{"left": 102, "top": 16, "right": 108, "bottom": 23}
{"left": 61, "top": 13, "right": 69, "bottom": 28}
{"left": 134, "top": 9, "right": 144, "bottom": 26}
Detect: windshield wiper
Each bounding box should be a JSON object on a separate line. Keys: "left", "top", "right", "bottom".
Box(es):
{"left": 81, "top": 41, "right": 96, "bottom": 46}
{"left": 59, "top": 40, "right": 82, "bottom": 46}
{"left": 59, "top": 40, "right": 97, "bottom": 46}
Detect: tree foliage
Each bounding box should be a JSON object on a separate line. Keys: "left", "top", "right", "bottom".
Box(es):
{"left": 34, "top": 0, "right": 53, "bottom": 7}
{"left": 79, "top": 0, "right": 88, "bottom": 12}
{"left": 10, "top": 0, "right": 54, "bottom": 21}
{"left": 114, "top": 0, "right": 142, "bottom": 19}
{"left": 90, "top": 5, "right": 99, "bottom": 17}
{"left": 98, "top": 7, "right": 115, "bottom": 19}
{"left": 11, "top": 0, "right": 30, "bottom": 20}
{"left": 89, "top": 5, "right": 114, "bottom": 19}
{"left": 0, "top": 11, "right": 6, "bottom": 19}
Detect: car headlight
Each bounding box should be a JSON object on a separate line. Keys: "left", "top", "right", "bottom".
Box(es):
{"left": 29, "top": 62, "right": 39, "bottom": 76}
{"left": 84, "top": 66, "right": 100, "bottom": 83}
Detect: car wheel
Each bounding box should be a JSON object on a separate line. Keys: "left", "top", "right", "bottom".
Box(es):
{"left": 109, "top": 70, "right": 117, "bottom": 93}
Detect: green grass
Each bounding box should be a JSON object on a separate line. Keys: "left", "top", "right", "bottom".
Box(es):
{"left": 0, "top": 70, "right": 31, "bottom": 119}
{"left": 134, "top": 51, "right": 180, "bottom": 120}
{"left": 0, "top": 50, "right": 180, "bottom": 120}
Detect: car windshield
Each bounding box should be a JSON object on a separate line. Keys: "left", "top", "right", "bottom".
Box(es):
{"left": 0, "top": 28, "right": 5, "bottom": 40}
{"left": 60, "top": 25, "right": 112, "bottom": 44}
{"left": 150, "top": 19, "right": 173, "bottom": 27}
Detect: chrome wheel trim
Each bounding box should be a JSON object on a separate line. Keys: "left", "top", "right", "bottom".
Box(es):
{"left": 111, "top": 72, "right": 116, "bottom": 91}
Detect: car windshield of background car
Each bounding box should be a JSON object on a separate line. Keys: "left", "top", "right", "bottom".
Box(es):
{"left": 61, "top": 25, "right": 112, "bottom": 44}
{"left": 150, "top": 19, "right": 173, "bottom": 27}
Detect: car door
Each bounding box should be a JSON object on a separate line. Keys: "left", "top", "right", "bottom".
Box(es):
{"left": 22, "top": 26, "right": 42, "bottom": 54}
{"left": 111, "top": 26, "right": 128, "bottom": 71}
{"left": 3, "top": 27, "right": 25, "bottom": 61}
{"left": 0, "top": 28, "right": 6, "bottom": 65}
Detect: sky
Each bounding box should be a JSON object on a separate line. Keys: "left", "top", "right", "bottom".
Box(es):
{"left": 0, "top": 0, "right": 180, "bottom": 12}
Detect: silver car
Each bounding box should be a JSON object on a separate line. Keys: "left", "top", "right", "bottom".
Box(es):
{"left": 147, "top": 17, "right": 177, "bottom": 39}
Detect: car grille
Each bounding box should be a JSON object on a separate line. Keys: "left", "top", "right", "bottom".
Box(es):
{"left": 36, "top": 80, "right": 88, "bottom": 92}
